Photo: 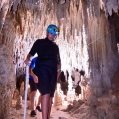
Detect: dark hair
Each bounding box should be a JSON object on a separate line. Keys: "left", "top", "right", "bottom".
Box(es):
{"left": 79, "top": 70, "right": 85, "bottom": 76}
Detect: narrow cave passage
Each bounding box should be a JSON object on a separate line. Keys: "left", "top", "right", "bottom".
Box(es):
{"left": 1, "top": 0, "right": 119, "bottom": 119}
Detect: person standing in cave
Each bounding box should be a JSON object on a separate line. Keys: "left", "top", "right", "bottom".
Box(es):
{"left": 29, "top": 56, "right": 42, "bottom": 117}
{"left": 25, "top": 24, "right": 61, "bottom": 119}
{"left": 73, "top": 68, "right": 81, "bottom": 88}
{"left": 58, "top": 71, "right": 68, "bottom": 95}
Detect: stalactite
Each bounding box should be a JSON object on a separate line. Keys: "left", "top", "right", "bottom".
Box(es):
{"left": 106, "top": 0, "right": 118, "bottom": 16}
{"left": 75, "top": 0, "right": 80, "bottom": 11}
{"left": 0, "top": 0, "right": 9, "bottom": 31}
{"left": 1, "top": 0, "right": 119, "bottom": 37}
{"left": 12, "top": 0, "right": 21, "bottom": 13}
{"left": 1, "top": 1, "right": 119, "bottom": 118}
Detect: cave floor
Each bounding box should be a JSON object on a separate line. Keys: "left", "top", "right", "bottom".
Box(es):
{"left": 10, "top": 99, "right": 75, "bottom": 119}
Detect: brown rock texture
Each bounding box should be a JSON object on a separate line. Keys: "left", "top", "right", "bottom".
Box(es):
{"left": 0, "top": 0, "right": 119, "bottom": 118}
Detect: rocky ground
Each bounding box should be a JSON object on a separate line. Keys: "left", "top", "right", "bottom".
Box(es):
{"left": 10, "top": 99, "right": 76, "bottom": 119}
{"left": 10, "top": 80, "right": 119, "bottom": 119}
{"left": 10, "top": 93, "right": 119, "bottom": 119}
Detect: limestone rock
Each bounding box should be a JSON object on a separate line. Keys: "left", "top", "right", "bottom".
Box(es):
{"left": 0, "top": 0, "right": 119, "bottom": 118}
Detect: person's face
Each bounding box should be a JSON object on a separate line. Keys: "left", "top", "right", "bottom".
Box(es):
{"left": 47, "top": 33, "right": 58, "bottom": 41}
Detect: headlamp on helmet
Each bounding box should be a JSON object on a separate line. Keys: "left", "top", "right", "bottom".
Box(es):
{"left": 47, "top": 24, "right": 59, "bottom": 36}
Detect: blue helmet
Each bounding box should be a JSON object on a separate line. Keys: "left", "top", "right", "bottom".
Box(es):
{"left": 47, "top": 24, "right": 59, "bottom": 36}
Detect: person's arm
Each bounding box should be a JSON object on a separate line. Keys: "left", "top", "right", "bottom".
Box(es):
{"left": 57, "top": 63, "right": 61, "bottom": 82}
{"left": 57, "top": 46, "right": 61, "bottom": 80}
{"left": 29, "top": 58, "right": 39, "bottom": 83}
{"left": 24, "top": 54, "right": 32, "bottom": 65}
{"left": 57, "top": 46, "right": 61, "bottom": 69}
{"left": 29, "top": 68, "right": 38, "bottom": 83}
{"left": 24, "top": 40, "right": 39, "bottom": 65}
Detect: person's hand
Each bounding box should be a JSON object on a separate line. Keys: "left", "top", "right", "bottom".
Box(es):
{"left": 24, "top": 54, "right": 32, "bottom": 65}
{"left": 33, "top": 75, "right": 39, "bottom": 83}
{"left": 24, "top": 59, "right": 31, "bottom": 66}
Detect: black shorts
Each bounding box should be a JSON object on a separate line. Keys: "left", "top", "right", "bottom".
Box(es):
{"left": 33, "top": 64, "right": 57, "bottom": 97}
{"left": 29, "top": 79, "right": 37, "bottom": 91}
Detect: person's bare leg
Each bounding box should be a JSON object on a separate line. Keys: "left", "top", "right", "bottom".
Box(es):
{"left": 47, "top": 97, "right": 53, "bottom": 119}
{"left": 41, "top": 94, "right": 50, "bottom": 119}
{"left": 37, "top": 95, "right": 41, "bottom": 106}
{"left": 36, "top": 95, "right": 42, "bottom": 112}
{"left": 30, "top": 91, "right": 37, "bottom": 110}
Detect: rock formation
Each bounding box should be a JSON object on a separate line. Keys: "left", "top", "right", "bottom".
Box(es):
{"left": 0, "top": 0, "right": 119, "bottom": 118}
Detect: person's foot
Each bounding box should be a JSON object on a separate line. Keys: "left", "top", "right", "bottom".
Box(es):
{"left": 30, "top": 110, "right": 36, "bottom": 117}
{"left": 36, "top": 106, "right": 42, "bottom": 112}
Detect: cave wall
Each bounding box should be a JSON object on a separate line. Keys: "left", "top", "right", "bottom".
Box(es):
{"left": 0, "top": 0, "right": 119, "bottom": 118}
{"left": 88, "top": 12, "right": 119, "bottom": 95}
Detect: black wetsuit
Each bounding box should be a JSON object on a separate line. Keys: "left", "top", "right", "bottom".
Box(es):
{"left": 29, "top": 38, "right": 61, "bottom": 97}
